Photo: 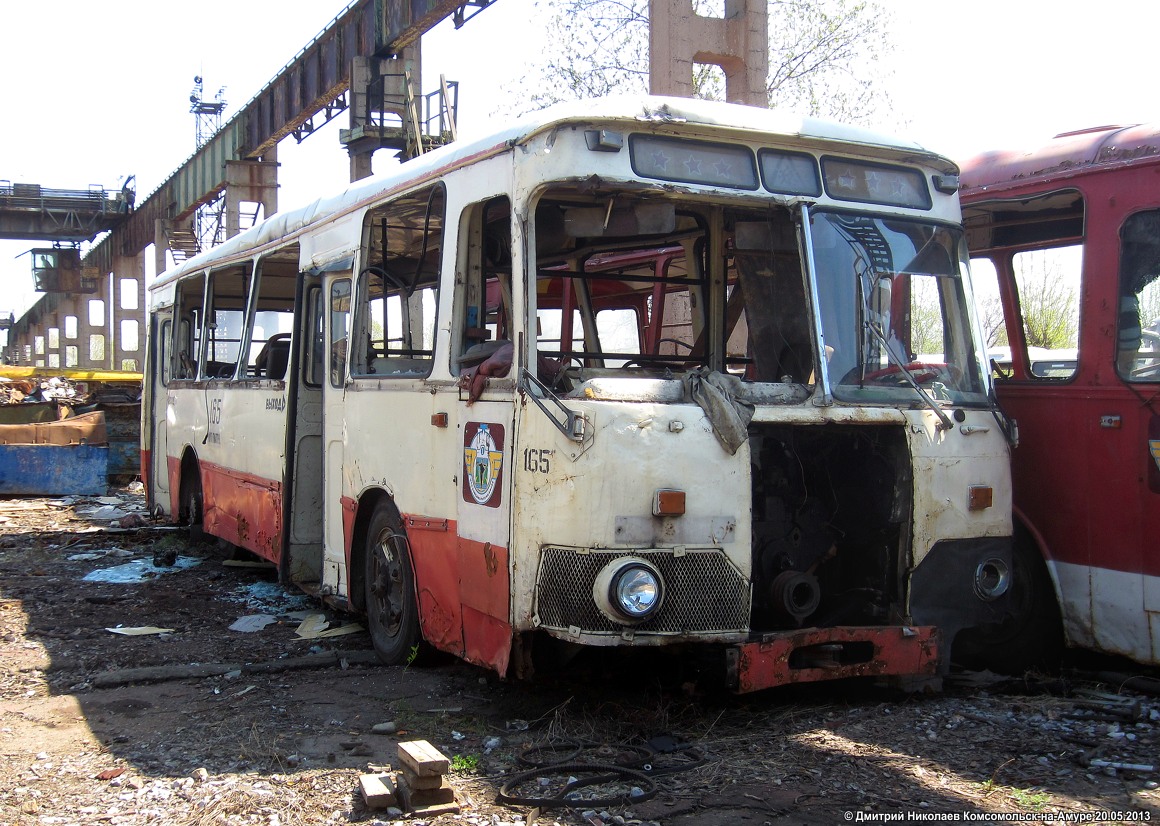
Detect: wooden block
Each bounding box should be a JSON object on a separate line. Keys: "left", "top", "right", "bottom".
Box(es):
{"left": 397, "top": 774, "right": 457, "bottom": 811}
{"left": 397, "top": 739, "right": 449, "bottom": 777}
{"left": 399, "top": 766, "right": 446, "bottom": 790}
{"left": 358, "top": 773, "right": 398, "bottom": 809}
{"left": 398, "top": 773, "right": 455, "bottom": 806}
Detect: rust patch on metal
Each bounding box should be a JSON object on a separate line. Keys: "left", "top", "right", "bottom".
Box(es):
{"left": 728, "top": 626, "right": 942, "bottom": 693}
{"left": 483, "top": 542, "right": 499, "bottom": 577}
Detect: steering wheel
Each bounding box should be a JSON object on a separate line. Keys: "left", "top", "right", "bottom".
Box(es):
{"left": 549, "top": 355, "right": 585, "bottom": 390}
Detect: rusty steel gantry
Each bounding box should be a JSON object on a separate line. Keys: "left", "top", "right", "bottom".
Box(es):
{"left": 0, "top": 182, "right": 132, "bottom": 243}
{"left": 4, "top": 0, "right": 484, "bottom": 371}
{"left": 4, "top": 0, "right": 771, "bottom": 372}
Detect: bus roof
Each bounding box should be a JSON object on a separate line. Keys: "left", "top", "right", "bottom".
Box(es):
{"left": 960, "top": 123, "right": 1160, "bottom": 196}
{"left": 153, "top": 95, "right": 951, "bottom": 290}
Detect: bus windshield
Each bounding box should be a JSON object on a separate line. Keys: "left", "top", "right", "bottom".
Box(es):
{"left": 811, "top": 211, "right": 988, "bottom": 406}
{"left": 527, "top": 190, "right": 820, "bottom": 396}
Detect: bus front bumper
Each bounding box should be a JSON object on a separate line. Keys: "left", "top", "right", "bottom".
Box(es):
{"left": 725, "top": 625, "right": 942, "bottom": 693}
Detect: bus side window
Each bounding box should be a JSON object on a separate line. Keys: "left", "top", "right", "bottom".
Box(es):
{"left": 242, "top": 253, "right": 297, "bottom": 379}
{"left": 454, "top": 196, "right": 512, "bottom": 377}
{"left": 1012, "top": 247, "right": 1081, "bottom": 379}
{"left": 970, "top": 249, "right": 1081, "bottom": 381}
{"left": 1117, "top": 210, "right": 1160, "bottom": 381}
{"left": 330, "top": 279, "right": 351, "bottom": 388}
{"left": 304, "top": 285, "right": 324, "bottom": 387}
{"left": 967, "top": 256, "right": 1011, "bottom": 378}
{"left": 204, "top": 265, "right": 250, "bottom": 379}
{"left": 354, "top": 185, "right": 445, "bottom": 378}
{"left": 159, "top": 318, "right": 173, "bottom": 385}
{"left": 174, "top": 271, "right": 205, "bottom": 379}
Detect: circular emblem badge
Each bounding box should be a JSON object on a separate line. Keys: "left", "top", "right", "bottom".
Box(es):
{"left": 464, "top": 423, "right": 503, "bottom": 506}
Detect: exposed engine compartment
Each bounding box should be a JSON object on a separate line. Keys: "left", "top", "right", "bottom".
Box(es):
{"left": 750, "top": 424, "right": 911, "bottom": 632}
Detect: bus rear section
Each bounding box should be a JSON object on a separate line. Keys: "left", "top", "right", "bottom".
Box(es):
{"left": 960, "top": 124, "right": 1160, "bottom": 669}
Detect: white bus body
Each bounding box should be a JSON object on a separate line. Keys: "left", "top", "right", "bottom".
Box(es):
{"left": 143, "top": 96, "right": 1014, "bottom": 691}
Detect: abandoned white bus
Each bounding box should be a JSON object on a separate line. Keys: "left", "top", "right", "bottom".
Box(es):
{"left": 143, "top": 96, "right": 1014, "bottom": 692}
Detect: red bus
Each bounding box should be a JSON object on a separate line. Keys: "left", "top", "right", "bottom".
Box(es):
{"left": 959, "top": 125, "right": 1160, "bottom": 671}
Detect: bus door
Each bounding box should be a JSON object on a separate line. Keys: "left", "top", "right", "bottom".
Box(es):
{"left": 455, "top": 387, "right": 516, "bottom": 672}
{"left": 321, "top": 275, "right": 353, "bottom": 594}
{"left": 451, "top": 196, "right": 518, "bottom": 674}
{"left": 282, "top": 272, "right": 325, "bottom": 586}
{"left": 968, "top": 231, "right": 1092, "bottom": 647}
{"left": 144, "top": 308, "right": 173, "bottom": 513}
{"left": 1109, "top": 208, "right": 1160, "bottom": 662}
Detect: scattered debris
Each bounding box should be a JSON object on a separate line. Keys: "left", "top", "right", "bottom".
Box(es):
{"left": 228, "top": 614, "right": 279, "bottom": 633}
{"left": 89, "top": 649, "right": 382, "bottom": 688}
{"left": 105, "top": 626, "right": 175, "bottom": 636}
{"left": 222, "top": 558, "right": 277, "bottom": 569}
{"left": 82, "top": 555, "right": 201, "bottom": 583}
{"left": 227, "top": 580, "right": 314, "bottom": 612}
{"left": 294, "top": 612, "right": 365, "bottom": 639}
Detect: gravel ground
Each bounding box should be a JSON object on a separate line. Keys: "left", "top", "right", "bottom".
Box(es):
{"left": 2, "top": 490, "right": 1159, "bottom": 826}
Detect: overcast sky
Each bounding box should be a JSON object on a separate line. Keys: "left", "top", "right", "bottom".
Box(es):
{"left": 2, "top": 0, "right": 1158, "bottom": 321}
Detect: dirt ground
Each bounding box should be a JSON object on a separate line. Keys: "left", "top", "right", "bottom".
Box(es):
{"left": 2, "top": 489, "right": 1159, "bottom": 826}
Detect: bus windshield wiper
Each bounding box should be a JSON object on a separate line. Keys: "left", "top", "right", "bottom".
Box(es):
{"left": 866, "top": 319, "right": 954, "bottom": 431}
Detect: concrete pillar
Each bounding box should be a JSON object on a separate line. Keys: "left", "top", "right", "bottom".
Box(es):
{"left": 44, "top": 305, "right": 61, "bottom": 370}
{"left": 224, "top": 150, "right": 279, "bottom": 239}
{"left": 154, "top": 219, "right": 168, "bottom": 278}
{"left": 77, "top": 290, "right": 99, "bottom": 369}
{"left": 649, "top": 0, "right": 768, "bottom": 107}
{"left": 112, "top": 252, "right": 146, "bottom": 371}
{"left": 350, "top": 150, "right": 374, "bottom": 182}
{"left": 343, "top": 44, "right": 422, "bottom": 181}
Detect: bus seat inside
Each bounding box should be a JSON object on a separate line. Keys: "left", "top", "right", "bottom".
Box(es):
{"left": 256, "top": 334, "right": 292, "bottom": 380}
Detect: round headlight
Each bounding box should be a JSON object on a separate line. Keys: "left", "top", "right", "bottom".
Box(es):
{"left": 592, "top": 557, "right": 665, "bottom": 625}
{"left": 974, "top": 557, "right": 1011, "bottom": 601}
{"left": 614, "top": 565, "right": 661, "bottom": 619}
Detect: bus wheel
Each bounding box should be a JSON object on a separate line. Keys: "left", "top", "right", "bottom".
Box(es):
{"left": 180, "top": 467, "right": 205, "bottom": 543}
{"left": 953, "top": 538, "right": 1063, "bottom": 675}
{"left": 364, "top": 503, "right": 420, "bottom": 665}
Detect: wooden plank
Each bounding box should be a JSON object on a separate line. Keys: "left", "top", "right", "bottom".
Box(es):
{"left": 397, "top": 740, "right": 449, "bottom": 777}
{"left": 397, "top": 773, "right": 456, "bottom": 808}
{"left": 399, "top": 766, "right": 447, "bottom": 790}
{"left": 359, "top": 773, "right": 398, "bottom": 809}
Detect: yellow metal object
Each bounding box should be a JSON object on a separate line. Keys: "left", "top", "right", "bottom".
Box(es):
{"left": 0, "top": 366, "right": 142, "bottom": 383}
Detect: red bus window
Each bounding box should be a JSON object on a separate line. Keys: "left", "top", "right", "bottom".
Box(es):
{"left": 1013, "top": 247, "right": 1081, "bottom": 380}
{"left": 1117, "top": 210, "right": 1160, "bottom": 382}
{"left": 968, "top": 256, "right": 1011, "bottom": 376}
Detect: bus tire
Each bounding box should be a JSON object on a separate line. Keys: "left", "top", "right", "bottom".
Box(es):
{"left": 180, "top": 463, "right": 205, "bottom": 543}
{"left": 364, "top": 502, "right": 420, "bottom": 665}
{"left": 953, "top": 534, "right": 1064, "bottom": 675}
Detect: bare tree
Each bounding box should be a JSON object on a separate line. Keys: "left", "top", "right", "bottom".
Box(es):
{"left": 978, "top": 294, "right": 1008, "bottom": 349}
{"left": 511, "top": 0, "right": 894, "bottom": 123}
{"left": 1015, "top": 251, "right": 1079, "bottom": 351}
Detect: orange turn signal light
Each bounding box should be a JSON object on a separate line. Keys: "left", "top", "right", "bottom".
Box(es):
{"left": 967, "top": 485, "right": 993, "bottom": 511}
{"left": 653, "top": 489, "right": 686, "bottom": 517}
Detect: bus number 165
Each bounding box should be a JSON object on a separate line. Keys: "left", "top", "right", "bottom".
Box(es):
{"left": 523, "top": 448, "right": 552, "bottom": 473}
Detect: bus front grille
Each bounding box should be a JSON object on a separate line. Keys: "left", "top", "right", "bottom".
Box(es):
{"left": 535, "top": 547, "right": 751, "bottom": 635}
